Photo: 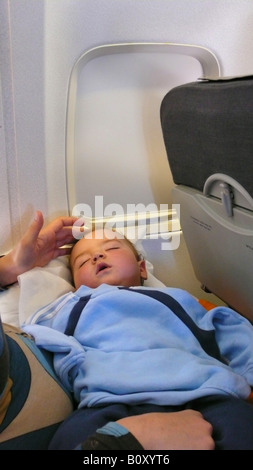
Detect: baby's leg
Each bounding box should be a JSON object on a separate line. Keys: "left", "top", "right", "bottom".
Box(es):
{"left": 48, "top": 403, "right": 134, "bottom": 449}
{"left": 48, "top": 403, "right": 178, "bottom": 450}
{"left": 188, "top": 394, "right": 253, "bottom": 450}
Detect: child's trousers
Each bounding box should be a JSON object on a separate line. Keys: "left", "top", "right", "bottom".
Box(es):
{"left": 49, "top": 394, "right": 253, "bottom": 450}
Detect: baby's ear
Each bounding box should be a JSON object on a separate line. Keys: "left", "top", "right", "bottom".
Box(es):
{"left": 139, "top": 259, "right": 148, "bottom": 281}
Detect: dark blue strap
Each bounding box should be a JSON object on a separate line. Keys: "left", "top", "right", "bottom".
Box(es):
{"left": 119, "top": 287, "right": 223, "bottom": 362}
{"left": 64, "top": 295, "right": 91, "bottom": 336}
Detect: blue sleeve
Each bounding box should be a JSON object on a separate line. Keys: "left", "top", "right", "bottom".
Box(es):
{"left": 208, "top": 306, "right": 253, "bottom": 385}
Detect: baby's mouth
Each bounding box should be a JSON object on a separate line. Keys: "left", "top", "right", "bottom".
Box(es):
{"left": 96, "top": 262, "right": 111, "bottom": 275}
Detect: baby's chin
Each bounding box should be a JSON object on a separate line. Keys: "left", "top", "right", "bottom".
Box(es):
{"left": 74, "top": 275, "right": 141, "bottom": 289}
{"left": 75, "top": 281, "right": 135, "bottom": 289}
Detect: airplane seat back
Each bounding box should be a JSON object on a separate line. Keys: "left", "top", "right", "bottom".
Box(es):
{"left": 160, "top": 76, "right": 253, "bottom": 321}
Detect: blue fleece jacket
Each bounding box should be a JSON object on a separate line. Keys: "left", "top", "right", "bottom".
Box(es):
{"left": 23, "top": 284, "right": 253, "bottom": 409}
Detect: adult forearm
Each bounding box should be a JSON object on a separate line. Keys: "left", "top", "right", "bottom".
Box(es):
{"left": 0, "top": 252, "right": 19, "bottom": 288}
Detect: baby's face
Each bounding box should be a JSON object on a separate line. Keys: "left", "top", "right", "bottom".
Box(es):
{"left": 70, "top": 229, "right": 147, "bottom": 289}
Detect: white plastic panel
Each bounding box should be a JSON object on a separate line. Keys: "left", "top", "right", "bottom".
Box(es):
{"left": 66, "top": 43, "right": 220, "bottom": 215}
{"left": 173, "top": 185, "right": 253, "bottom": 320}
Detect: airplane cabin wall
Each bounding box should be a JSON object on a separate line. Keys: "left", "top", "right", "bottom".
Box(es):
{"left": 1, "top": 0, "right": 253, "bottom": 300}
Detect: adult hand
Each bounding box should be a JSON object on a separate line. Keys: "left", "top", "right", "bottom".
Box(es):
{"left": 117, "top": 410, "right": 214, "bottom": 450}
{"left": 1, "top": 211, "right": 78, "bottom": 286}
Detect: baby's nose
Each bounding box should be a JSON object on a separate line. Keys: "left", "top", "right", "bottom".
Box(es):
{"left": 93, "top": 252, "right": 105, "bottom": 262}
